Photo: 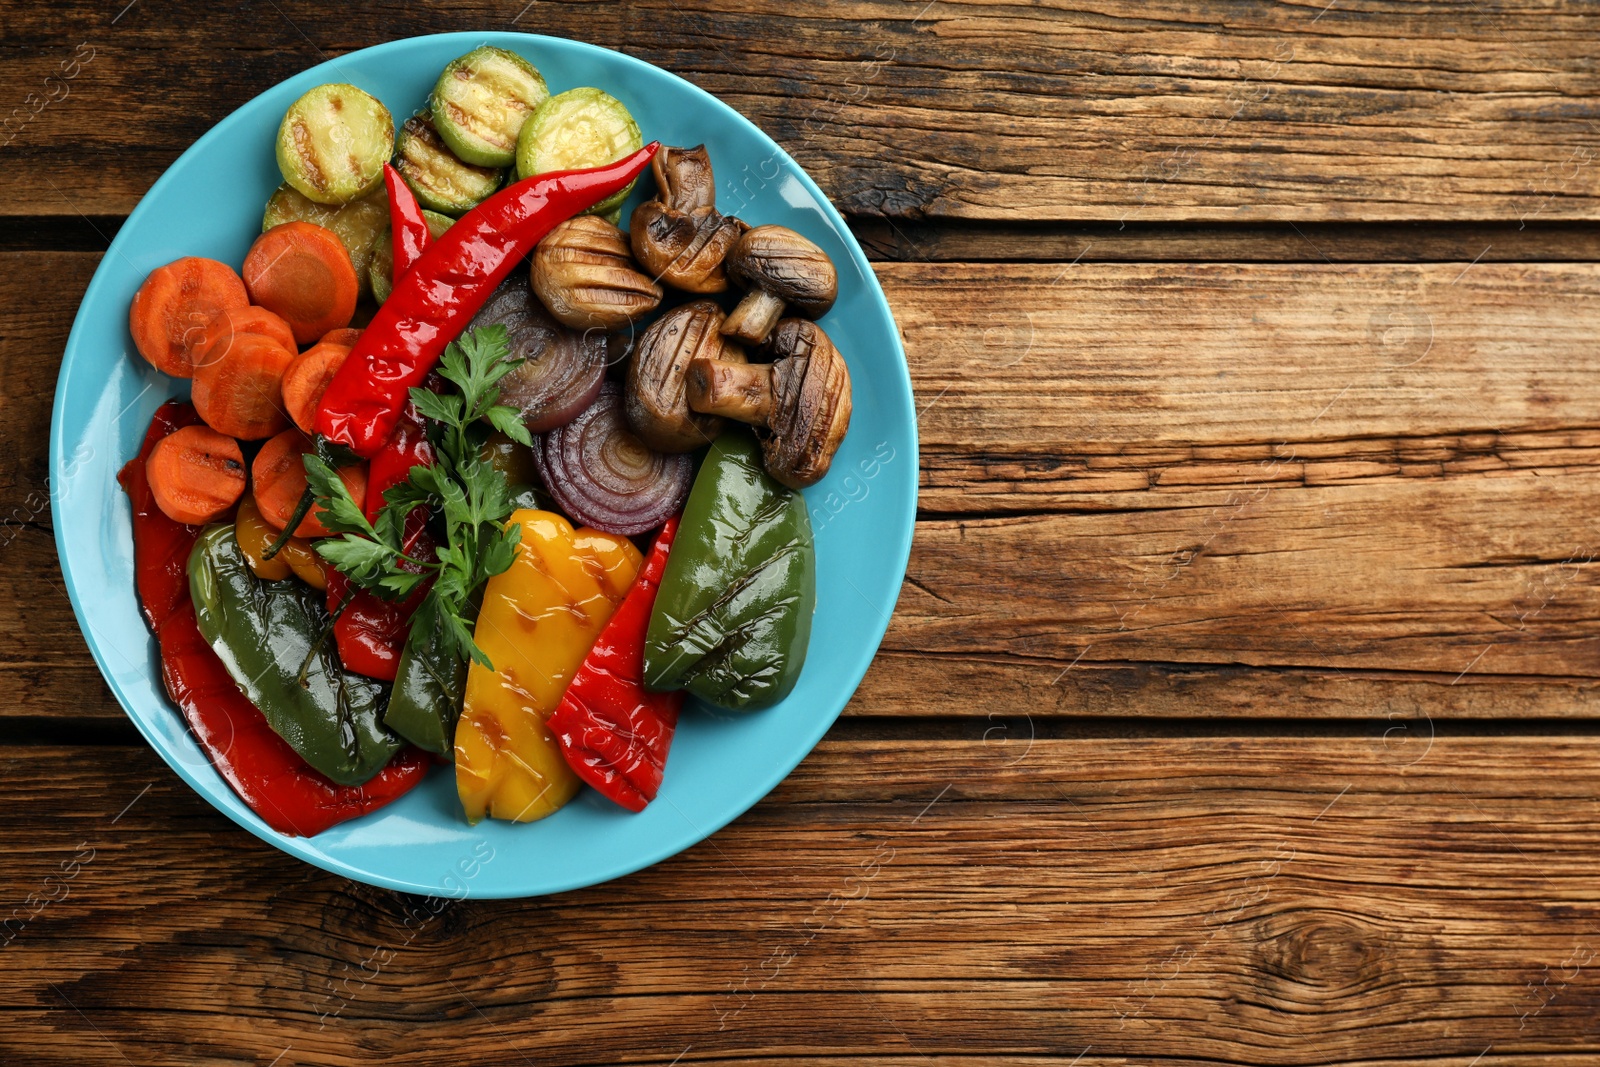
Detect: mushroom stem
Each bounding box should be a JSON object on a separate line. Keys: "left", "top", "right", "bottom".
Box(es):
{"left": 721, "top": 290, "right": 786, "bottom": 346}
{"left": 685, "top": 357, "right": 774, "bottom": 427}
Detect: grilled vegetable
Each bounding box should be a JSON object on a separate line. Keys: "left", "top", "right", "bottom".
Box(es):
{"left": 530, "top": 215, "right": 661, "bottom": 331}
{"left": 650, "top": 144, "right": 718, "bottom": 213}
{"left": 262, "top": 183, "right": 389, "bottom": 299}
{"left": 470, "top": 275, "right": 606, "bottom": 433}
{"left": 454, "top": 510, "right": 642, "bottom": 823}
{"left": 431, "top": 46, "right": 548, "bottom": 168}
{"left": 628, "top": 146, "right": 745, "bottom": 294}
{"left": 160, "top": 600, "right": 428, "bottom": 837}
{"left": 385, "top": 603, "right": 472, "bottom": 757}
{"left": 644, "top": 430, "right": 814, "bottom": 710}
{"left": 190, "top": 330, "right": 295, "bottom": 441}
{"left": 626, "top": 299, "right": 744, "bottom": 453}
{"left": 687, "top": 318, "right": 852, "bottom": 489}
{"left": 117, "top": 402, "right": 206, "bottom": 631}
{"left": 395, "top": 109, "right": 504, "bottom": 215}
{"left": 236, "top": 496, "right": 326, "bottom": 590}
{"left": 515, "top": 87, "right": 642, "bottom": 218}
{"left": 481, "top": 429, "right": 546, "bottom": 511}
{"left": 145, "top": 424, "right": 246, "bottom": 525}
{"left": 720, "top": 225, "right": 838, "bottom": 346}
{"left": 535, "top": 381, "right": 691, "bottom": 536}
{"left": 275, "top": 83, "right": 395, "bottom": 205}
{"left": 187, "top": 525, "right": 403, "bottom": 786}
{"left": 128, "top": 258, "right": 249, "bottom": 378}
{"left": 550, "top": 517, "right": 684, "bottom": 812}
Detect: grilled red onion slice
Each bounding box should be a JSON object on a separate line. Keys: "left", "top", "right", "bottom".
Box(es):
{"left": 468, "top": 277, "right": 604, "bottom": 433}
{"left": 535, "top": 382, "right": 691, "bottom": 536}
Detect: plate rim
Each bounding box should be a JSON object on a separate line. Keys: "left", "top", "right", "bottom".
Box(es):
{"left": 48, "top": 30, "right": 918, "bottom": 898}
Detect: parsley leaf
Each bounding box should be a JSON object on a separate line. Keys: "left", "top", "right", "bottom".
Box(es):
{"left": 306, "top": 326, "right": 529, "bottom": 672}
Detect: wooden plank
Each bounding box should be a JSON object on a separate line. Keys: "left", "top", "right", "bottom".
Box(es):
{"left": 4, "top": 0, "right": 1600, "bottom": 221}
{"left": 854, "top": 220, "right": 1600, "bottom": 264}
{"left": 852, "top": 651, "right": 1600, "bottom": 721}
{"left": 893, "top": 480, "right": 1600, "bottom": 679}
{"left": 890, "top": 261, "right": 1600, "bottom": 474}
{"left": 879, "top": 259, "right": 1600, "bottom": 684}
{"left": 3, "top": 737, "right": 1600, "bottom": 1063}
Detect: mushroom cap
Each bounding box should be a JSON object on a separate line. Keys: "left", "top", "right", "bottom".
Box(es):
{"left": 726, "top": 225, "right": 838, "bottom": 318}
{"left": 652, "top": 144, "right": 717, "bottom": 213}
{"left": 759, "top": 319, "right": 852, "bottom": 488}
{"left": 629, "top": 201, "right": 746, "bottom": 294}
{"left": 626, "top": 300, "right": 745, "bottom": 453}
{"left": 532, "top": 215, "right": 662, "bottom": 332}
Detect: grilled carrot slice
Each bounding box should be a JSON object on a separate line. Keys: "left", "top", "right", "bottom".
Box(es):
{"left": 281, "top": 340, "right": 351, "bottom": 434}
{"left": 191, "top": 332, "right": 295, "bottom": 440}
{"left": 145, "top": 424, "right": 246, "bottom": 524}
{"left": 243, "top": 222, "right": 359, "bottom": 345}
{"left": 128, "top": 257, "right": 250, "bottom": 378}
{"left": 319, "top": 327, "right": 362, "bottom": 348}
{"left": 190, "top": 305, "right": 298, "bottom": 375}
{"left": 252, "top": 428, "right": 367, "bottom": 538}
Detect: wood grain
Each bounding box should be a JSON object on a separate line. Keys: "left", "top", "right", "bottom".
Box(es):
{"left": 854, "top": 219, "right": 1600, "bottom": 265}
{"left": 4, "top": 737, "right": 1600, "bottom": 1065}
{"left": 4, "top": 0, "right": 1600, "bottom": 221}
{"left": 879, "top": 261, "right": 1600, "bottom": 686}
{"left": 890, "top": 261, "right": 1600, "bottom": 474}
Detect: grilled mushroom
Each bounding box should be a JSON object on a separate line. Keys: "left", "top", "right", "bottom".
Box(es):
{"left": 625, "top": 300, "right": 747, "bottom": 453}
{"left": 531, "top": 215, "right": 662, "bottom": 331}
{"left": 630, "top": 201, "right": 746, "bottom": 294}
{"left": 720, "top": 225, "right": 838, "bottom": 346}
{"left": 629, "top": 144, "right": 745, "bottom": 293}
{"left": 652, "top": 144, "right": 718, "bottom": 213}
{"left": 685, "top": 318, "right": 851, "bottom": 488}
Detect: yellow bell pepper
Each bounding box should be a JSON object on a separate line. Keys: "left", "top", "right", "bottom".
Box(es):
{"left": 235, "top": 496, "right": 327, "bottom": 590}
{"left": 454, "top": 509, "right": 642, "bottom": 823}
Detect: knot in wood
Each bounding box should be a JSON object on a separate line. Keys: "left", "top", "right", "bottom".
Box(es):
{"left": 1252, "top": 909, "right": 1396, "bottom": 1002}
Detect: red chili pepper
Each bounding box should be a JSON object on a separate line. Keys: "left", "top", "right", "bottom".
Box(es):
{"left": 364, "top": 399, "right": 435, "bottom": 523}
{"left": 159, "top": 601, "right": 429, "bottom": 837}
{"left": 383, "top": 163, "right": 430, "bottom": 278}
{"left": 550, "top": 516, "right": 684, "bottom": 812}
{"left": 117, "top": 400, "right": 204, "bottom": 631}
{"left": 315, "top": 143, "right": 660, "bottom": 457}
{"left": 325, "top": 514, "right": 433, "bottom": 682}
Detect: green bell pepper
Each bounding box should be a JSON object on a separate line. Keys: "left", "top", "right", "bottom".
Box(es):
{"left": 188, "top": 524, "right": 403, "bottom": 785}
{"left": 384, "top": 603, "right": 472, "bottom": 756}
{"left": 644, "top": 430, "right": 815, "bottom": 709}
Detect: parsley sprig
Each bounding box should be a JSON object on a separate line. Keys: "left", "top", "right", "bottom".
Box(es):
{"left": 305, "top": 325, "right": 533, "bottom": 670}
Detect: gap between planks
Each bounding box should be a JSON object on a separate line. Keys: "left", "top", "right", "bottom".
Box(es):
{"left": 8, "top": 216, "right": 1600, "bottom": 263}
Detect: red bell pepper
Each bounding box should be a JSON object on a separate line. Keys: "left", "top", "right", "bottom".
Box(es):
{"left": 117, "top": 400, "right": 205, "bottom": 631}
{"left": 160, "top": 601, "right": 429, "bottom": 837}
{"left": 315, "top": 143, "right": 660, "bottom": 457}
{"left": 325, "top": 513, "right": 433, "bottom": 682}
{"left": 550, "top": 516, "right": 684, "bottom": 812}
{"left": 383, "top": 162, "right": 430, "bottom": 278}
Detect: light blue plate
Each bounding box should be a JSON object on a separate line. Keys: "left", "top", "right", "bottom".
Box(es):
{"left": 49, "top": 33, "right": 915, "bottom": 898}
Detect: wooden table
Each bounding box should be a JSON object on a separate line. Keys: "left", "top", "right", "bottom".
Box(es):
{"left": 6, "top": 2, "right": 1600, "bottom": 1063}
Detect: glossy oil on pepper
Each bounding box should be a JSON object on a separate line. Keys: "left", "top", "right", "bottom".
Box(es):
{"left": 188, "top": 524, "right": 403, "bottom": 785}
{"left": 644, "top": 430, "right": 814, "bottom": 710}
{"left": 454, "top": 509, "right": 641, "bottom": 823}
